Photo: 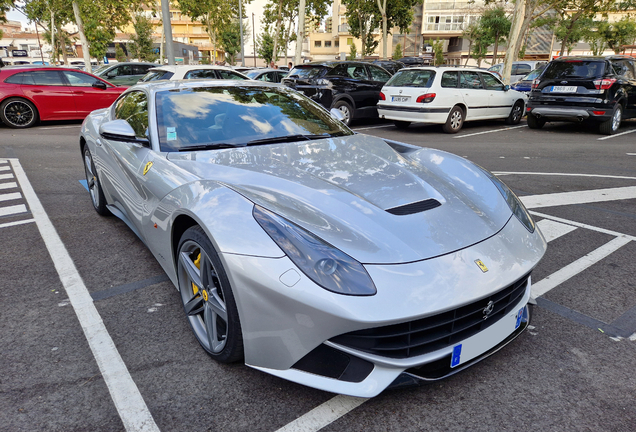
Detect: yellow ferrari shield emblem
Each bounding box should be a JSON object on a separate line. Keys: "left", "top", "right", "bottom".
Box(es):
{"left": 143, "top": 161, "right": 153, "bottom": 176}
{"left": 475, "top": 259, "right": 489, "bottom": 273}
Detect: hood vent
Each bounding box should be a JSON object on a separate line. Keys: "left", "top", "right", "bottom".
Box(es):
{"left": 386, "top": 199, "right": 441, "bottom": 216}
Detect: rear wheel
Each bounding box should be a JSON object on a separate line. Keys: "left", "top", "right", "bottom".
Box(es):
{"left": 527, "top": 112, "right": 545, "bottom": 129}
{"left": 505, "top": 100, "right": 524, "bottom": 125}
{"left": 442, "top": 106, "right": 464, "bottom": 134}
{"left": 599, "top": 104, "right": 622, "bottom": 135}
{"left": 0, "top": 97, "right": 39, "bottom": 128}
{"left": 393, "top": 120, "right": 411, "bottom": 129}
{"left": 332, "top": 100, "right": 353, "bottom": 126}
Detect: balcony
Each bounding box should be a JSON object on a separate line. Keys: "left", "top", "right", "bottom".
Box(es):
{"left": 425, "top": 2, "right": 472, "bottom": 10}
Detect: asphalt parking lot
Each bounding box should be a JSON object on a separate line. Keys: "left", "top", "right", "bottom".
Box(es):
{"left": 1, "top": 117, "right": 635, "bottom": 432}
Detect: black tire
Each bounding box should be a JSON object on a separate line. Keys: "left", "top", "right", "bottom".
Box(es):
{"left": 0, "top": 97, "right": 39, "bottom": 128}
{"left": 527, "top": 112, "right": 545, "bottom": 129}
{"left": 393, "top": 120, "right": 411, "bottom": 129}
{"left": 599, "top": 104, "right": 622, "bottom": 135}
{"left": 442, "top": 105, "right": 464, "bottom": 134}
{"left": 505, "top": 100, "right": 524, "bottom": 125}
{"left": 332, "top": 99, "right": 354, "bottom": 126}
{"left": 83, "top": 146, "right": 110, "bottom": 216}
{"left": 177, "top": 226, "right": 244, "bottom": 363}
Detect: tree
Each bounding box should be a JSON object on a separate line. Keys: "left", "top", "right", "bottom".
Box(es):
{"left": 348, "top": 41, "right": 358, "bottom": 60}
{"left": 481, "top": 6, "right": 511, "bottom": 65}
{"left": 257, "top": 28, "right": 275, "bottom": 64}
{"left": 129, "top": 14, "right": 156, "bottom": 62}
{"left": 600, "top": 16, "right": 636, "bottom": 53}
{"left": 462, "top": 20, "right": 494, "bottom": 67}
{"left": 220, "top": 19, "right": 250, "bottom": 64}
{"left": 115, "top": 44, "right": 127, "bottom": 62}
{"left": 342, "top": 0, "right": 378, "bottom": 57}
{"left": 375, "top": 0, "right": 419, "bottom": 59}
{"left": 426, "top": 38, "right": 444, "bottom": 66}
{"left": 393, "top": 43, "right": 402, "bottom": 60}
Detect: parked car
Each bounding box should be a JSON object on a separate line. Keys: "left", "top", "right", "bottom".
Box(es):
{"left": 377, "top": 67, "right": 527, "bottom": 133}
{"left": 527, "top": 55, "right": 636, "bottom": 135}
{"left": 0, "top": 66, "right": 126, "bottom": 128}
{"left": 369, "top": 59, "right": 405, "bottom": 75}
{"left": 93, "top": 62, "right": 156, "bottom": 87}
{"left": 488, "top": 61, "right": 547, "bottom": 83}
{"left": 80, "top": 79, "right": 545, "bottom": 397}
{"left": 281, "top": 61, "right": 392, "bottom": 126}
{"left": 245, "top": 68, "right": 288, "bottom": 83}
{"left": 398, "top": 57, "right": 426, "bottom": 67}
{"left": 138, "top": 65, "right": 249, "bottom": 83}
{"left": 510, "top": 66, "right": 546, "bottom": 93}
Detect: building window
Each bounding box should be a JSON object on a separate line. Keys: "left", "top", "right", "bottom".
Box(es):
{"left": 325, "top": 41, "right": 332, "bottom": 48}
{"left": 347, "top": 38, "right": 353, "bottom": 45}
{"left": 335, "top": 40, "right": 340, "bottom": 48}
{"left": 315, "top": 41, "right": 322, "bottom": 47}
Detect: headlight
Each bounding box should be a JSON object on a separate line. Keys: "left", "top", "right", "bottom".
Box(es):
{"left": 253, "top": 205, "right": 377, "bottom": 296}
{"left": 481, "top": 169, "right": 535, "bottom": 233}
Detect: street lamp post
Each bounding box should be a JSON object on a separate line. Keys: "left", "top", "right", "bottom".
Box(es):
{"left": 252, "top": 13, "right": 256, "bottom": 67}
{"left": 161, "top": 0, "right": 175, "bottom": 65}
{"left": 239, "top": 0, "right": 245, "bottom": 66}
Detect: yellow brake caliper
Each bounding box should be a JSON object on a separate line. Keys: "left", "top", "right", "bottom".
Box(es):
{"left": 192, "top": 252, "right": 201, "bottom": 295}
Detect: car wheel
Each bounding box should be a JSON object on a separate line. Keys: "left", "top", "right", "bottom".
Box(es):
{"left": 527, "top": 112, "right": 545, "bottom": 129}
{"left": 505, "top": 100, "right": 524, "bottom": 125}
{"left": 332, "top": 100, "right": 353, "bottom": 126}
{"left": 442, "top": 106, "right": 464, "bottom": 134}
{"left": 393, "top": 120, "right": 411, "bottom": 129}
{"left": 599, "top": 104, "right": 622, "bottom": 135}
{"left": 177, "top": 226, "right": 244, "bottom": 363}
{"left": 83, "top": 146, "right": 110, "bottom": 216}
{"left": 0, "top": 97, "right": 39, "bottom": 128}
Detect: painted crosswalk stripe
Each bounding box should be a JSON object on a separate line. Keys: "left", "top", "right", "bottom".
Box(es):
{"left": 0, "top": 204, "right": 27, "bottom": 217}
{"left": 0, "top": 166, "right": 10, "bottom": 172}
{"left": 531, "top": 236, "right": 632, "bottom": 299}
{"left": 274, "top": 395, "right": 368, "bottom": 432}
{"left": 0, "top": 219, "right": 35, "bottom": 229}
{"left": 536, "top": 219, "right": 578, "bottom": 243}
{"left": 0, "top": 192, "right": 22, "bottom": 202}
{"left": 0, "top": 182, "right": 18, "bottom": 190}
{"left": 0, "top": 173, "right": 14, "bottom": 180}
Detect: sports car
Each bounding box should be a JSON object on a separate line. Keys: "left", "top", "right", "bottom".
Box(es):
{"left": 80, "top": 80, "right": 546, "bottom": 397}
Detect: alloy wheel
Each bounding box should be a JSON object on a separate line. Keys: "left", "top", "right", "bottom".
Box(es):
{"left": 4, "top": 100, "right": 34, "bottom": 127}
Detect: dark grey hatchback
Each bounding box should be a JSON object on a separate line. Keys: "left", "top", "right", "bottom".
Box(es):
{"left": 527, "top": 55, "right": 636, "bottom": 134}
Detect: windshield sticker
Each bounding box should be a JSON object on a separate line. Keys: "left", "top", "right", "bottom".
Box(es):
{"left": 167, "top": 127, "right": 177, "bottom": 141}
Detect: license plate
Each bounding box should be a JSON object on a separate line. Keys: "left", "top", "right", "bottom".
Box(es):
{"left": 551, "top": 86, "right": 577, "bottom": 93}
{"left": 450, "top": 307, "right": 525, "bottom": 368}
{"left": 392, "top": 96, "right": 410, "bottom": 102}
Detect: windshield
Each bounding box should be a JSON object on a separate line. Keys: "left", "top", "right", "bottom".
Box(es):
{"left": 155, "top": 85, "right": 353, "bottom": 152}
{"left": 285, "top": 66, "right": 327, "bottom": 79}
{"left": 542, "top": 61, "right": 606, "bottom": 79}
{"left": 139, "top": 70, "right": 174, "bottom": 82}
{"left": 522, "top": 67, "right": 544, "bottom": 81}
{"left": 386, "top": 69, "right": 435, "bottom": 87}
{"left": 93, "top": 65, "right": 110, "bottom": 75}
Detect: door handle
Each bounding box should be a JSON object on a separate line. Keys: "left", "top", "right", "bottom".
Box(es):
{"left": 75, "top": 91, "right": 85, "bottom": 95}
{"left": 32, "top": 90, "right": 43, "bottom": 93}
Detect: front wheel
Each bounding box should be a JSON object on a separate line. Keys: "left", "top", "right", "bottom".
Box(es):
{"left": 599, "top": 104, "right": 622, "bottom": 135}
{"left": 0, "top": 97, "right": 39, "bottom": 128}
{"left": 442, "top": 106, "right": 464, "bottom": 133}
{"left": 505, "top": 100, "right": 524, "bottom": 125}
{"left": 177, "top": 226, "right": 244, "bottom": 363}
{"left": 83, "top": 146, "right": 110, "bottom": 216}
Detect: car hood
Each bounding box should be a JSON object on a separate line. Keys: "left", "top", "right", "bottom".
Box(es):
{"left": 167, "top": 135, "right": 512, "bottom": 264}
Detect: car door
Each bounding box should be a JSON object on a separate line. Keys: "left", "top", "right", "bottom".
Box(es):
{"left": 103, "top": 65, "right": 132, "bottom": 86}
{"left": 459, "top": 71, "right": 488, "bottom": 120}
{"left": 18, "top": 70, "right": 77, "bottom": 120}
{"left": 480, "top": 72, "right": 513, "bottom": 118}
{"left": 615, "top": 59, "right": 636, "bottom": 116}
{"left": 345, "top": 64, "right": 374, "bottom": 109}
{"left": 62, "top": 70, "right": 123, "bottom": 116}
{"left": 367, "top": 64, "right": 392, "bottom": 107}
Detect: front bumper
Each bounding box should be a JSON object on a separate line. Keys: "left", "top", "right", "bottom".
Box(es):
{"left": 222, "top": 215, "right": 546, "bottom": 397}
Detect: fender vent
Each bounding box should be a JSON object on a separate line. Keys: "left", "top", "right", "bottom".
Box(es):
{"left": 386, "top": 199, "right": 441, "bottom": 216}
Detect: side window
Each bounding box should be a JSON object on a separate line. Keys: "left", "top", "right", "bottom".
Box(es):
{"left": 481, "top": 73, "right": 504, "bottom": 90}
{"left": 614, "top": 60, "right": 634, "bottom": 78}
{"left": 217, "top": 70, "right": 247, "bottom": 80}
{"left": 63, "top": 71, "right": 101, "bottom": 86}
{"left": 132, "top": 65, "right": 152, "bottom": 75}
{"left": 515, "top": 64, "right": 531, "bottom": 76}
{"left": 327, "top": 64, "right": 348, "bottom": 77}
{"left": 347, "top": 65, "right": 368, "bottom": 80}
{"left": 368, "top": 65, "right": 391, "bottom": 82}
{"left": 441, "top": 71, "right": 458, "bottom": 88}
{"left": 114, "top": 91, "right": 149, "bottom": 138}
{"left": 185, "top": 69, "right": 217, "bottom": 79}
{"left": 29, "top": 71, "right": 65, "bottom": 86}
{"left": 5, "top": 72, "right": 25, "bottom": 84}
{"left": 460, "top": 71, "right": 483, "bottom": 89}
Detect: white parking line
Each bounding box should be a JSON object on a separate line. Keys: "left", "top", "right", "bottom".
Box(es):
{"left": 35, "top": 125, "right": 82, "bottom": 130}
{"left": 520, "top": 186, "right": 636, "bottom": 209}
{"left": 531, "top": 236, "right": 632, "bottom": 299}
{"left": 597, "top": 129, "right": 636, "bottom": 140}
{"left": 530, "top": 211, "right": 636, "bottom": 241}
{"left": 274, "top": 395, "right": 368, "bottom": 432}
{"left": 0, "top": 204, "right": 26, "bottom": 217}
{"left": 536, "top": 219, "right": 578, "bottom": 242}
{"left": 0, "top": 182, "right": 18, "bottom": 190}
{"left": 453, "top": 125, "right": 527, "bottom": 139}
{"left": 494, "top": 171, "right": 636, "bottom": 181}
{"left": 8, "top": 159, "right": 159, "bottom": 432}
{"left": 0, "top": 192, "right": 22, "bottom": 202}
{"left": 352, "top": 125, "right": 393, "bottom": 131}
{"left": 0, "top": 219, "right": 35, "bottom": 229}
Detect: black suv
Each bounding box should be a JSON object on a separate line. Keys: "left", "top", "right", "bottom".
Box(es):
{"left": 281, "top": 61, "right": 392, "bottom": 126}
{"left": 527, "top": 55, "right": 636, "bottom": 134}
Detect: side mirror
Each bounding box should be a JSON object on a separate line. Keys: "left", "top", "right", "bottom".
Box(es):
{"left": 330, "top": 108, "right": 346, "bottom": 122}
{"left": 504, "top": 85, "right": 510, "bottom": 92}
{"left": 93, "top": 80, "right": 108, "bottom": 90}
{"left": 99, "top": 119, "right": 149, "bottom": 146}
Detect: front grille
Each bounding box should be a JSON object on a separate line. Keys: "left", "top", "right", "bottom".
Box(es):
{"left": 330, "top": 273, "right": 530, "bottom": 359}
{"left": 386, "top": 199, "right": 441, "bottom": 215}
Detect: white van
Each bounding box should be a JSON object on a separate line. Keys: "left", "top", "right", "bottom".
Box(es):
{"left": 488, "top": 61, "right": 547, "bottom": 83}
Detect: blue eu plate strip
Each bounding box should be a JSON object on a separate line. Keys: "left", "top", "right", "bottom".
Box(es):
{"left": 451, "top": 344, "right": 462, "bottom": 368}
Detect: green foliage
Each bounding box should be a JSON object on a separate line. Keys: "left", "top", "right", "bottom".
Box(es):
{"left": 257, "top": 29, "right": 275, "bottom": 64}
{"left": 219, "top": 20, "right": 246, "bottom": 65}
{"left": 115, "top": 45, "right": 127, "bottom": 62}
{"left": 348, "top": 42, "right": 357, "bottom": 60}
{"left": 462, "top": 21, "right": 493, "bottom": 67}
{"left": 129, "top": 14, "right": 156, "bottom": 62}
{"left": 393, "top": 43, "right": 402, "bottom": 60}
{"left": 600, "top": 16, "right": 636, "bottom": 53}
{"left": 480, "top": 6, "right": 511, "bottom": 63}
{"left": 426, "top": 38, "right": 444, "bottom": 66}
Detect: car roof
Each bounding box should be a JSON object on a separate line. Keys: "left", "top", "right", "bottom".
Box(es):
{"left": 128, "top": 78, "right": 284, "bottom": 97}
{"left": 301, "top": 61, "right": 377, "bottom": 68}
{"left": 551, "top": 55, "right": 635, "bottom": 61}
{"left": 149, "top": 65, "right": 237, "bottom": 72}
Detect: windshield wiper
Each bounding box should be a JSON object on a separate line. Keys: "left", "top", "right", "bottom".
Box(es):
{"left": 178, "top": 143, "right": 245, "bottom": 152}
{"left": 246, "top": 134, "right": 332, "bottom": 146}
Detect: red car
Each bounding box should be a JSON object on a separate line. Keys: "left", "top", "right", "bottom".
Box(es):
{"left": 0, "top": 66, "right": 126, "bottom": 128}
